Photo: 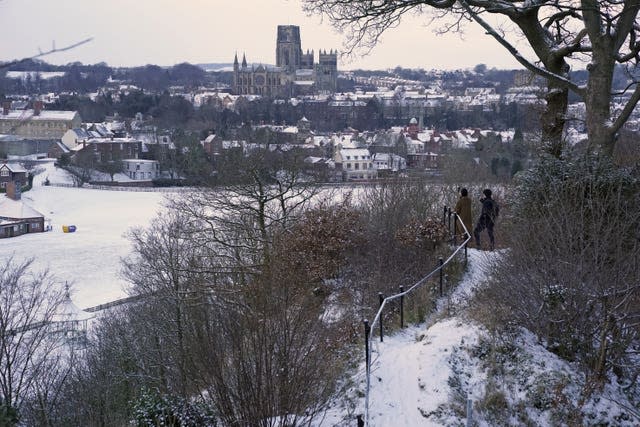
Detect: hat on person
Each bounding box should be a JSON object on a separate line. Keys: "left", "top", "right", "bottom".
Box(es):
{"left": 483, "top": 189, "right": 492, "bottom": 197}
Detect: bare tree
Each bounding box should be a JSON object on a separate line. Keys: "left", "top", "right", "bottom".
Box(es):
{"left": 65, "top": 149, "right": 96, "bottom": 186}
{"left": 0, "top": 258, "right": 64, "bottom": 424}
{"left": 96, "top": 157, "right": 124, "bottom": 182}
{"left": 122, "top": 209, "right": 220, "bottom": 398}
{"left": 170, "top": 149, "right": 322, "bottom": 277}
{"left": 19, "top": 350, "right": 78, "bottom": 427}
{"left": 0, "top": 39, "right": 93, "bottom": 71}
{"left": 302, "top": 0, "right": 640, "bottom": 156}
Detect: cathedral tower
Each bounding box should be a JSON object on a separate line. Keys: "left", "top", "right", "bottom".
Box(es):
{"left": 276, "top": 25, "right": 303, "bottom": 73}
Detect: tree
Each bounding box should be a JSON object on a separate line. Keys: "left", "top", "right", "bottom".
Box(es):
{"left": 96, "top": 157, "right": 124, "bottom": 182}
{"left": 473, "top": 63, "right": 487, "bottom": 74}
{"left": 171, "top": 148, "right": 322, "bottom": 273}
{"left": 0, "top": 258, "right": 64, "bottom": 424}
{"left": 70, "top": 149, "right": 96, "bottom": 186}
{"left": 63, "top": 176, "right": 342, "bottom": 425}
{"left": 475, "top": 156, "right": 640, "bottom": 386}
{"left": 302, "top": 0, "right": 640, "bottom": 156}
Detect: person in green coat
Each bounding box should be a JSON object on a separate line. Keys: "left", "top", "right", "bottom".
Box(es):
{"left": 454, "top": 188, "right": 473, "bottom": 244}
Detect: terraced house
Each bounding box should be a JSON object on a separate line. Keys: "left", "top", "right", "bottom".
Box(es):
{"left": 0, "top": 101, "right": 81, "bottom": 139}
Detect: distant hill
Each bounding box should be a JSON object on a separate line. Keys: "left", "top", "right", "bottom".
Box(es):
{"left": 196, "top": 63, "right": 232, "bottom": 72}
{"left": 196, "top": 63, "right": 275, "bottom": 72}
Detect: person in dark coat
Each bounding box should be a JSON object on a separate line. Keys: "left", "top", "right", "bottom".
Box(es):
{"left": 474, "top": 188, "right": 499, "bottom": 250}
{"left": 454, "top": 188, "right": 473, "bottom": 243}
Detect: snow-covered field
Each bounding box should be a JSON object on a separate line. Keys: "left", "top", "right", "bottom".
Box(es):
{"left": 1, "top": 161, "right": 171, "bottom": 308}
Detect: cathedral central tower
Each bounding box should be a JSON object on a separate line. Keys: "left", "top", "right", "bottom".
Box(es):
{"left": 276, "top": 25, "right": 303, "bottom": 73}
{"left": 233, "top": 25, "right": 337, "bottom": 96}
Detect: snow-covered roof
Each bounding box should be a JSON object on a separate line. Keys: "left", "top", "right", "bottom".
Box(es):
{"left": 304, "top": 156, "right": 325, "bottom": 164}
{"left": 340, "top": 148, "right": 370, "bottom": 157}
{"left": 295, "top": 69, "right": 314, "bottom": 77}
{"left": 68, "top": 128, "right": 92, "bottom": 140}
{"left": 0, "top": 196, "right": 44, "bottom": 220}
{"left": 5, "top": 71, "right": 66, "bottom": 80}
{"left": 0, "top": 163, "right": 27, "bottom": 173}
{"left": 52, "top": 291, "right": 94, "bottom": 323}
{"left": 0, "top": 110, "right": 78, "bottom": 121}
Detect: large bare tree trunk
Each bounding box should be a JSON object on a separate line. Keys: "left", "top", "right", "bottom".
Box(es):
{"left": 586, "top": 57, "right": 616, "bottom": 155}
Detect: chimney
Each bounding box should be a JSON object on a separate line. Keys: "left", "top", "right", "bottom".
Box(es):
{"left": 2, "top": 101, "right": 10, "bottom": 115}
{"left": 6, "top": 181, "right": 20, "bottom": 201}
{"left": 33, "top": 100, "right": 43, "bottom": 116}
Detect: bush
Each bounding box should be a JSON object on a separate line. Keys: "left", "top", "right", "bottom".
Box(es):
{"left": 132, "top": 389, "right": 217, "bottom": 427}
{"left": 474, "top": 154, "right": 640, "bottom": 383}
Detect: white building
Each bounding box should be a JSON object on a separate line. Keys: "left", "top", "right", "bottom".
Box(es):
{"left": 334, "top": 147, "right": 376, "bottom": 181}
{"left": 372, "top": 153, "right": 407, "bottom": 172}
{"left": 123, "top": 159, "right": 160, "bottom": 180}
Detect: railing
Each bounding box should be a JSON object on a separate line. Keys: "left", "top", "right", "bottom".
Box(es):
{"left": 45, "top": 182, "right": 187, "bottom": 192}
{"left": 362, "top": 206, "right": 471, "bottom": 426}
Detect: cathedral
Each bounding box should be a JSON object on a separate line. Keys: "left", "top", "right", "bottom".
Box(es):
{"left": 233, "top": 25, "right": 338, "bottom": 97}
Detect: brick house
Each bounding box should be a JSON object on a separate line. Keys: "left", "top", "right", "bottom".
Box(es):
{"left": 0, "top": 182, "right": 45, "bottom": 238}
{"left": 0, "top": 162, "right": 27, "bottom": 190}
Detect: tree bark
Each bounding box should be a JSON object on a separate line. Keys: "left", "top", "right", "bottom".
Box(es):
{"left": 585, "top": 53, "right": 617, "bottom": 155}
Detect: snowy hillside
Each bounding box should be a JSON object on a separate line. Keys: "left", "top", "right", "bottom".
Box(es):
{"left": 3, "top": 161, "right": 638, "bottom": 425}
{"left": 319, "top": 250, "right": 640, "bottom": 426}
{"left": 0, "top": 161, "right": 168, "bottom": 308}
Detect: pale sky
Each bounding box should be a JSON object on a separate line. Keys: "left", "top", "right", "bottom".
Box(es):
{"left": 0, "top": 0, "right": 524, "bottom": 71}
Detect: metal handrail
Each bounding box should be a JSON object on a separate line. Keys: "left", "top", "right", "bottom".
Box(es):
{"left": 364, "top": 210, "right": 471, "bottom": 425}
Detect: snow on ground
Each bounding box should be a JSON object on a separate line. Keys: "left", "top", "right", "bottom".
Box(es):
{"left": 364, "top": 319, "right": 484, "bottom": 426}
{"left": 5, "top": 163, "right": 639, "bottom": 425}
{"left": 319, "top": 248, "right": 640, "bottom": 426}
{"left": 1, "top": 161, "right": 171, "bottom": 308}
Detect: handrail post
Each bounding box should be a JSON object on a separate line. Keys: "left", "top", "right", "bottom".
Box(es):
{"left": 364, "top": 320, "right": 370, "bottom": 375}
{"left": 447, "top": 207, "right": 452, "bottom": 234}
{"left": 443, "top": 205, "right": 447, "bottom": 224}
{"left": 399, "top": 285, "right": 404, "bottom": 329}
{"left": 453, "top": 212, "right": 457, "bottom": 245}
{"left": 465, "top": 241, "right": 468, "bottom": 263}
{"left": 378, "top": 292, "right": 384, "bottom": 342}
{"left": 439, "top": 257, "right": 444, "bottom": 297}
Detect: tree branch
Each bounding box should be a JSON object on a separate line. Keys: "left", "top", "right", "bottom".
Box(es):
{"left": 610, "top": 83, "right": 640, "bottom": 133}
{"left": 0, "top": 38, "right": 93, "bottom": 70}
{"left": 459, "top": 0, "right": 585, "bottom": 96}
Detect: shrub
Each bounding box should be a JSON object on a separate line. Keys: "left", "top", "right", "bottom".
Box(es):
{"left": 474, "top": 154, "right": 640, "bottom": 384}
{"left": 131, "top": 389, "right": 217, "bottom": 427}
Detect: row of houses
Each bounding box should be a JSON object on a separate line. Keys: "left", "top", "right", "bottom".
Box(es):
{"left": 202, "top": 115, "right": 519, "bottom": 181}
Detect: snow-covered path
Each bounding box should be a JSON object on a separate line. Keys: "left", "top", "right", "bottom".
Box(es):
{"left": 365, "top": 249, "right": 495, "bottom": 427}
{"left": 366, "top": 319, "right": 483, "bottom": 426}
{"left": 319, "top": 249, "right": 498, "bottom": 427}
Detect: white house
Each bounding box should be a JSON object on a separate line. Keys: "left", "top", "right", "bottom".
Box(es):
{"left": 372, "top": 153, "right": 407, "bottom": 172}
{"left": 334, "top": 147, "right": 376, "bottom": 181}
{"left": 123, "top": 159, "right": 160, "bottom": 180}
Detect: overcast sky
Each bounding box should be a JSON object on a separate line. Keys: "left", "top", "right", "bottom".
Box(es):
{"left": 0, "top": 0, "right": 524, "bottom": 70}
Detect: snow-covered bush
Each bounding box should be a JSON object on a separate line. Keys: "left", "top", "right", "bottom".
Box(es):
{"left": 475, "top": 153, "right": 640, "bottom": 387}
{"left": 131, "top": 389, "right": 217, "bottom": 427}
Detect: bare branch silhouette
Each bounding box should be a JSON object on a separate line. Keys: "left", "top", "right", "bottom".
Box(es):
{"left": 0, "top": 37, "right": 93, "bottom": 70}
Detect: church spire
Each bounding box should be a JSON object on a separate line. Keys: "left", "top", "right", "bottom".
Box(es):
{"left": 242, "top": 53, "right": 247, "bottom": 69}
{"left": 234, "top": 52, "right": 239, "bottom": 71}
